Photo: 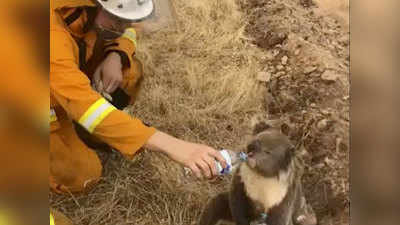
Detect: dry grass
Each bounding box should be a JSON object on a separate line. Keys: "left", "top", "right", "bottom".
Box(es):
{"left": 134, "top": 0, "right": 265, "bottom": 137}
{"left": 51, "top": 0, "right": 265, "bottom": 224}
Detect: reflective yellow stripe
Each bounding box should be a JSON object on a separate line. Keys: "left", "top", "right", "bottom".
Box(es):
{"left": 50, "top": 213, "right": 55, "bottom": 225}
{"left": 88, "top": 106, "right": 115, "bottom": 132}
{"left": 79, "top": 98, "right": 116, "bottom": 133}
{"left": 79, "top": 98, "right": 106, "bottom": 124}
{"left": 122, "top": 28, "right": 137, "bottom": 47}
{"left": 50, "top": 108, "right": 57, "bottom": 123}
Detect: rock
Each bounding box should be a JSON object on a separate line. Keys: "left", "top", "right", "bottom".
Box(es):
{"left": 310, "top": 103, "right": 316, "bottom": 108}
{"left": 281, "top": 55, "right": 288, "bottom": 65}
{"left": 277, "top": 65, "right": 284, "bottom": 71}
{"left": 317, "top": 119, "right": 329, "bottom": 130}
{"left": 268, "top": 32, "right": 287, "bottom": 48}
{"left": 272, "top": 49, "right": 280, "bottom": 57}
{"left": 263, "top": 52, "right": 275, "bottom": 60}
{"left": 300, "top": 0, "right": 313, "bottom": 8}
{"left": 321, "top": 70, "right": 339, "bottom": 81}
{"left": 322, "top": 61, "right": 338, "bottom": 70}
{"left": 276, "top": 71, "right": 286, "bottom": 77}
{"left": 339, "top": 35, "right": 350, "bottom": 46}
{"left": 304, "top": 66, "right": 317, "bottom": 74}
{"left": 257, "top": 71, "right": 272, "bottom": 82}
{"left": 294, "top": 49, "right": 301, "bottom": 55}
{"left": 298, "top": 145, "right": 311, "bottom": 159}
{"left": 324, "top": 157, "right": 335, "bottom": 167}
{"left": 320, "top": 109, "right": 332, "bottom": 115}
{"left": 317, "top": 66, "right": 326, "bottom": 73}
{"left": 315, "top": 163, "right": 325, "bottom": 169}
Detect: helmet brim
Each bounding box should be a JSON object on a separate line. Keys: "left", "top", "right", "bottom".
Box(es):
{"left": 96, "top": 0, "right": 155, "bottom": 23}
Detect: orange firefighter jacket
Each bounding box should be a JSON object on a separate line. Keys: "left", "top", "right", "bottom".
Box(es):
{"left": 50, "top": 0, "right": 156, "bottom": 157}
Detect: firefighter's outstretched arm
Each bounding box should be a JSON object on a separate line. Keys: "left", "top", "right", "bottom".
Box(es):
{"left": 145, "top": 131, "right": 227, "bottom": 178}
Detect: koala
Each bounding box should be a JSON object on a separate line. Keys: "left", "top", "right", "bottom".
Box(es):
{"left": 199, "top": 122, "right": 317, "bottom": 225}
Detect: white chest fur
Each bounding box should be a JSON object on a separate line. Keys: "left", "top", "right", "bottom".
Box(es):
{"left": 239, "top": 164, "right": 289, "bottom": 211}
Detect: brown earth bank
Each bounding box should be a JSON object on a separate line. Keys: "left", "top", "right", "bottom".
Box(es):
{"left": 50, "top": 0, "right": 349, "bottom": 224}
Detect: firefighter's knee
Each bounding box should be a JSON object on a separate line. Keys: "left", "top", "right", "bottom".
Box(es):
{"left": 50, "top": 123, "right": 103, "bottom": 194}
{"left": 50, "top": 148, "right": 102, "bottom": 194}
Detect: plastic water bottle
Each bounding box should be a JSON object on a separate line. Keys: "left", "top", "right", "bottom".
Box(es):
{"left": 183, "top": 149, "right": 248, "bottom": 176}
{"left": 216, "top": 149, "right": 248, "bottom": 175}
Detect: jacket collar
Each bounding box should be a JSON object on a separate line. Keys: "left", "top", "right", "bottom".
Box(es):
{"left": 51, "top": 0, "right": 96, "bottom": 10}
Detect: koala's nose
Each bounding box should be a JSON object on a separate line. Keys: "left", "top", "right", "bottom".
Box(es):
{"left": 247, "top": 140, "right": 261, "bottom": 153}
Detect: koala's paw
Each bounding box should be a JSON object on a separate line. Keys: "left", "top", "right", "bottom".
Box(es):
{"left": 295, "top": 214, "right": 317, "bottom": 225}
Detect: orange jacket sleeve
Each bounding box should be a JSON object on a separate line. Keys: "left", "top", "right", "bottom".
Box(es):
{"left": 50, "top": 28, "right": 156, "bottom": 158}
{"left": 104, "top": 28, "right": 137, "bottom": 69}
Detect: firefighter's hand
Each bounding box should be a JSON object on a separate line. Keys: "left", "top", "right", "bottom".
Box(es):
{"left": 145, "top": 131, "right": 227, "bottom": 179}
{"left": 93, "top": 52, "right": 123, "bottom": 94}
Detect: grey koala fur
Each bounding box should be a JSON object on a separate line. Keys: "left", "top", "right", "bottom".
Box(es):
{"left": 199, "top": 122, "right": 317, "bottom": 225}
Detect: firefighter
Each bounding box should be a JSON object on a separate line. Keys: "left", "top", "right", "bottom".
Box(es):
{"left": 50, "top": 0, "right": 226, "bottom": 194}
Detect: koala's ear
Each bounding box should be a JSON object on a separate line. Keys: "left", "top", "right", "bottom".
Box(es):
{"left": 253, "top": 121, "right": 271, "bottom": 135}
{"left": 287, "top": 146, "right": 295, "bottom": 158}
{"left": 281, "top": 145, "right": 295, "bottom": 170}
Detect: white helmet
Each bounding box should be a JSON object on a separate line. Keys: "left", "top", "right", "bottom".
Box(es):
{"left": 96, "top": 0, "right": 155, "bottom": 22}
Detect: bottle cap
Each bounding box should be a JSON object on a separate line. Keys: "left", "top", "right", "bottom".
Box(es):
{"left": 239, "top": 152, "right": 248, "bottom": 161}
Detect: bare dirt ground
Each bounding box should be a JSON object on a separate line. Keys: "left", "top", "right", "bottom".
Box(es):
{"left": 50, "top": 0, "right": 349, "bottom": 224}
